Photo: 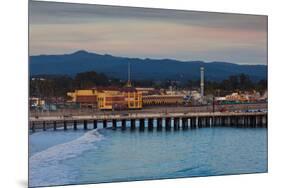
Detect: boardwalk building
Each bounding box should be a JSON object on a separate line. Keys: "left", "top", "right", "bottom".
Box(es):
{"left": 67, "top": 87, "right": 142, "bottom": 110}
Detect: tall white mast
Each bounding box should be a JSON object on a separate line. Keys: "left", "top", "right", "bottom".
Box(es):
{"left": 126, "top": 62, "right": 132, "bottom": 87}
{"left": 200, "top": 67, "right": 204, "bottom": 97}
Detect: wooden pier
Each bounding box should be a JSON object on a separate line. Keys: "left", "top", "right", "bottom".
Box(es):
{"left": 29, "top": 111, "right": 267, "bottom": 132}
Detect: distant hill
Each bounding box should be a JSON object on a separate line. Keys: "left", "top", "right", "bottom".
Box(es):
{"left": 29, "top": 50, "right": 267, "bottom": 81}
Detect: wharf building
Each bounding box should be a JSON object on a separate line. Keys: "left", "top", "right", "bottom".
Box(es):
{"left": 67, "top": 87, "right": 142, "bottom": 110}
{"left": 67, "top": 87, "right": 186, "bottom": 110}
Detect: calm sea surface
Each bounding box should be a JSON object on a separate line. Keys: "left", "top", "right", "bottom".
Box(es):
{"left": 29, "top": 124, "right": 267, "bottom": 187}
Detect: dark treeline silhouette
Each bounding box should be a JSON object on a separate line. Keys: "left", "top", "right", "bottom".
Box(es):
{"left": 206, "top": 74, "right": 267, "bottom": 96}
{"left": 30, "top": 71, "right": 267, "bottom": 98}
{"left": 30, "top": 71, "right": 126, "bottom": 98}
{"left": 186, "top": 74, "right": 267, "bottom": 96}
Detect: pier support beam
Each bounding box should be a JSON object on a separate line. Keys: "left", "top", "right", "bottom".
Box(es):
{"left": 174, "top": 118, "right": 180, "bottom": 130}
{"left": 112, "top": 119, "right": 117, "bottom": 130}
{"left": 227, "top": 116, "right": 230, "bottom": 126}
{"left": 64, "top": 121, "right": 67, "bottom": 130}
{"left": 251, "top": 116, "right": 255, "bottom": 128}
{"left": 234, "top": 116, "right": 238, "bottom": 127}
{"left": 203, "top": 117, "right": 207, "bottom": 128}
{"left": 103, "top": 120, "right": 107, "bottom": 128}
{"left": 53, "top": 121, "right": 57, "bottom": 131}
{"left": 249, "top": 116, "right": 253, "bottom": 128}
{"left": 262, "top": 115, "right": 267, "bottom": 127}
{"left": 165, "top": 118, "right": 171, "bottom": 131}
{"left": 196, "top": 117, "right": 199, "bottom": 128}
{"left": 157, "top": 118, "right": 162, "bottom": 131}
{"left": 198, "top": 117, "right": 202, "bottom": 128}
{"left": 187, "top": 118, "right": 191, "bottom": 129}
{"left": 93, "top": 120, "right": 97, "bottom": 129}
{"left": 241, "top": 116, "right": 245, "bottom": 127}
{"left": 190, "top": 117, "right": 196, "bottom": 129}
{"left": 257, "top": 116, "right": 262, "bottom": 127}
{"left": 31, "top": 122, "right": 35, "bottom": 132}
{"left": 182, "top": 118, "right": 187, "bottom": 130}
{"left": 203, "top": 117, "right": 207, "bottom": 127}
{"left": 260, "top": 115, "right": 265, "bottom": 127}
{"left": 43, "top": 121, "right": 46, "bottom": 131}
{"left": 244, "top": 116, "right": 248, "bottom": 127}
{"left": 148, "top": 118, "right": 154, "bottom": 131}
{"left": 84, "top": 120, "right": 88, "bottom": 130}
{"left": 131, "top": 119, "right": 136, "bottom": 130}
{"left": 121, "top": 119, "right": 126, "bottom": 130}
{"left": 216, "top": 117, "right": 221, "bottom": 127}
{"left": 139, "top": 119, "right": 145, "bottom": 131}
{"left": 221, "top": 117, "right": 226, "bottom": 126}
{"left": 255, "top": 116, "right": 258, "bottom": 128}
{"left": 230, "top": 117, "right": 234, "bottom": 127}
{"left": 248, "top": 116, "right": 252, "bottom": 127}
{"left": 74, "top": 120, "right": 77, "bottom": 130}
{"left": 225, "top": 116, "right": 229, "bottom": 126}
{"left": 213, "top": 117, "right": 217, "bottom": 127}
{"left": 188, "top": 118, "right": 192, "bottom": 129}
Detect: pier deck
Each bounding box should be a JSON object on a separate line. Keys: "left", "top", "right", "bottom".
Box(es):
{"left": 29, "top": 111, "right": 268, "bottom": 132}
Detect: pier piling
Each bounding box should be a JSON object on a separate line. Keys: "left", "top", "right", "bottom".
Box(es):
{"left": 157, "top": 118, "right": 162, "bottom": 131}
{"left": 84, "top": 120, "right": 88, "bottom": 130}
{"left": 121, "top": 119, "right": 126, "bottom": 130}
{"left": 103, "top": 120, "right": 107, "bottom": 128}
{"left": 64, "top": 121, "right": 67, "bottom": 130}
{"left": 43, "top": 121, "right": 46, "bottom": 131}
{"left": 31, "top": 122, "right": 35, "bottom": 132}
{"left": 74, "top": 120, "right": 77, "bottom": 130}
{"left": 174, "top": 118, "right": 180, "bottom": 130}
{"left": 139, "top": 119, "right": 145, "bottom": 131}
{"left": 53, "top": 121, "right": 57, "bottom": 131}
{"left": 148, "top": 118, "right": 154, "bottom": 131}
{"left": 182, "top": 118, "right": 187, "bottom": 130}
{"left": 131, "top": 119, "right": 136, "bottom": 130}
{"left": 165, "top": 118, "right": 171, "bottom": 131}
{"left": 112, "top": 119, "right": 117, "bottom": 130}
{"left": 93, "top": 120, "right": 97, "bottom": 129}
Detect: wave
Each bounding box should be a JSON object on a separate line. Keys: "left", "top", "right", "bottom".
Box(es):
{"left": 29, "top": 129, "right": 104, "bottom": 187}
{"left": 175, "top": 166, "right": 200, "bottom": 174}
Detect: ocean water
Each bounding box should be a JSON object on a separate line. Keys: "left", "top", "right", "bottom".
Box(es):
{"left": 29, "top": 125, "right": 268, "bottom": 187}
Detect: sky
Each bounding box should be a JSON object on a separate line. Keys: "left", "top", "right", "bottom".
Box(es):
{"left": 29, "top": 1, "right": 268, "bottom": 65}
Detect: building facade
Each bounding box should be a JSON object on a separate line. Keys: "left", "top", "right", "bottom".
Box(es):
{"left": 67, "top": 87, "right": 142, "bottom": 110}
{"left": 142, "top": 95, "right": 184, "bottom": 106}
{"left": 67, "top": 89, "right": 98, "bottom": 108}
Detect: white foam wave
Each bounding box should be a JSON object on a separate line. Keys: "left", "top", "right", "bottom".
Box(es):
{"left": 29, "top": 129, "right": 104, "bottom": 187}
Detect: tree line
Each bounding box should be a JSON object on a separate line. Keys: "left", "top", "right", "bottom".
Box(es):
{"left": 30, "top": 71, "right": 267, "bottom": 98}
{"left": 186, "top": 74, "right": 267, "bottom": 96}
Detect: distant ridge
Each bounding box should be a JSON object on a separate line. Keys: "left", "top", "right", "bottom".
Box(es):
{"left": 30, "top": 50, "right": 267, "bottom": 81}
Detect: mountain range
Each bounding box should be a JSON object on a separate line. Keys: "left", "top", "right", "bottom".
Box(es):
{"left": 29, "top": 50, "right": 267, "bottom": 81}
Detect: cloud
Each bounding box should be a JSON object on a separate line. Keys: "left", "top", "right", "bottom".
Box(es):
{"left": 29, "top": 1, "right": 267, "bottom": 65}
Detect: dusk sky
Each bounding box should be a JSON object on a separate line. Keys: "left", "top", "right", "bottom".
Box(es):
{"left": 29, "top": 1, "right": 267, "bottom": 65}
